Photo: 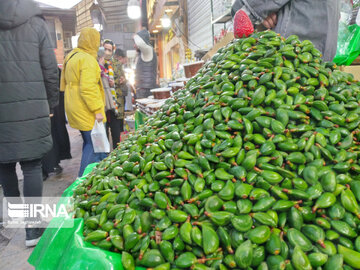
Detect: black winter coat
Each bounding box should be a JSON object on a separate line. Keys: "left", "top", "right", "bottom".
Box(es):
{"left": 0, "top": 0, "right": 59, "bottom": 163}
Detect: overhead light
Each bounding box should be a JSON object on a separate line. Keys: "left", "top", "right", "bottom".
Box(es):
{"left": 165, "top": 9, "right": 173, "bottom": 12}
{"left": 153, "top": 30, "right": 159, "bottom": 33}
{"left": 161, "top": 14, "right": 171, "bottom": 28}
{"left": 127, "top": 0, "right": 141, "bottom": 20}
{"left": 156, "top": 25, "right": 162, "bottom": 28}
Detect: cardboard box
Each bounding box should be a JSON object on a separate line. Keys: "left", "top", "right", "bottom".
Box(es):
{"left": 339, "top": 65, "right": 360, "bottom": 81}
{"left": 202, "top": 32, "right": 235, "bottom": 62}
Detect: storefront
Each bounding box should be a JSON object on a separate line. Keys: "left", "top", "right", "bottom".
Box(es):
{"left": 39, "top": 3, "right": 76, "bottom": 65}
{"left": 147, "top": 0, "right": 188, "bottom": 80}
{"left": 145, "top": 0, "right": 233, "bottom": 80}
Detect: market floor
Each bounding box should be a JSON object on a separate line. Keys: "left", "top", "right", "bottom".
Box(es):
{"left": 0, "top": 126, "right": 83, "bottom": 270}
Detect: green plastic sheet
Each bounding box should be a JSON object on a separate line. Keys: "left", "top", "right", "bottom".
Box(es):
{"left": 28, "top": 163, "right": 145, "bottom": 270}
{"left": 135, "top": 110, "right": 146, "bottom": 130}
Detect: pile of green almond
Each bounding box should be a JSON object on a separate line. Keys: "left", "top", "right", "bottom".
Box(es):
{"left": 73, "top": 30, "right": 360, "bottom": 270}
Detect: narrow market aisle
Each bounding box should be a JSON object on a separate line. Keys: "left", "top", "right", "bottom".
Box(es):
{"left": 0, "top": 126, "right": 83, "bottom": 270}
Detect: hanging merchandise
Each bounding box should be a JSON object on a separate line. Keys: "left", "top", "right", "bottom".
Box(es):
{"left": 356, "top": 4, "right": 360, "bottom": 25}
{"left": 334, "top": 0, "right": 360, "bottom": 65}
{"left": 334, "top": 23, "right": 360, "bottom": 65}
{"left": 341, "top": 0, "right": 353, "bottom": 25}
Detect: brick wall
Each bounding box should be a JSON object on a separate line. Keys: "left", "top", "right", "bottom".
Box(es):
{"left": 44, "top": 16, "right": 65, "bottom": 65}
{"left": 55, "top": 41, "right": 64, "bottom": 64}
{"left": 55, "top": 17, "right": 64, "bottom": 64}
{"left": 75, "top": 0, "right": 94, "bottom": 33}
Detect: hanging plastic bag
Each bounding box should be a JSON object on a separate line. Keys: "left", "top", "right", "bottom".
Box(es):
{"left": 356, "top": 5, "right": 360, "bottom": 25}
{"left": 333, "top": 0, "right": 360, "bottom": 65}
{"left": 340, "top": 0, "right": 353, "bottom": 25}
{"left": 91, "top": 120, "right": 110, "bottom": 153}
{"left": 334, "top": 23, "right": 360, "bottom": 65}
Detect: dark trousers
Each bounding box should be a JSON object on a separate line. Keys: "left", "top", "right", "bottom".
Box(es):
{"left": 106, "top": 110, "right": 123, "bottom": 149}
{"left": 42, "top": 92, "right": 72, "bottom": 175}
{"left": 0, "top": 159, "right": 43, "bottom": 198}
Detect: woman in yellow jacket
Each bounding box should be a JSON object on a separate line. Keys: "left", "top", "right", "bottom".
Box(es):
{"left": 60, "top": 27, "right": 107, "bottom": 177}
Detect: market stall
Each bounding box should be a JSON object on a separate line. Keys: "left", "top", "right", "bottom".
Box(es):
{"left": 134, "top": 81, "right": 188, "bottom": 128}
{"left": 25, "top": 0, "right": 360, "bottom": 267}
{"left": 29, "top": 25, "right": 360, "bottom": 269}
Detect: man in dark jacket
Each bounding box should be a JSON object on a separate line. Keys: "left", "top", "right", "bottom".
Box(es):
{"left": 231, "top": 0, "right": 340, "bottom": 61}
{"left": 134, "top": 29, "right": 158, "bottom": 99}
{"left": 0, "top": 0, "right": 59, "bottom": 247}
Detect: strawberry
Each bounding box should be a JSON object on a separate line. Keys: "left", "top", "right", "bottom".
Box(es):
{"left": 233, "top": 9, "right": 254, "bottom": 38}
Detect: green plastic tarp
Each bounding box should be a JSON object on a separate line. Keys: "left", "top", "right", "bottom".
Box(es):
{"left": 28, "top": 163, "right": 145, "bottom": 270}
{"left": 135, "top": 110, "right": 146, "bottom": 130}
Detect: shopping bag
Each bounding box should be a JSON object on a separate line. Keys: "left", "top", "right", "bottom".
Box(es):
{"left": 91, "top": 121, "right": 110, "bottom": 153}
{"left": 334, "top": 23, "right": 360, "bottom": 65}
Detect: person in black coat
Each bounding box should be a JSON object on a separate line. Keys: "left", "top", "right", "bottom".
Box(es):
{"left": 0, "top": 0, "right": 59, "bottom": 247}
{"left": 42, "top": 69, "right": 72, "bottom": 180}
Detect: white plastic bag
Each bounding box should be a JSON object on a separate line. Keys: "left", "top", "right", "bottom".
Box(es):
{"left": 340, "top": 0, "right": 353, "bottom": 25}
{"left": 356, "top": 7, "right": 360, "bottom": 25}
{"left": 91, "top": 121, "right": 110, "bottom": 153}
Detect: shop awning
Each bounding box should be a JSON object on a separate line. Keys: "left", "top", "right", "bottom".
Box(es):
{"left": 97, "top": 0, "right": 135, "bottom": 26}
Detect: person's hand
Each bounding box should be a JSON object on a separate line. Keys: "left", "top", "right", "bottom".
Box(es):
{"left": 96, "top": 113, "right": 104, "bottom": 122}
{"left": 262, "top": 13, "right": 277, "bottom": 29}
{"left": 49, "top": 114, "right": 54, "bottom": 118}
{"left": 109, "top": 79, "right": 115, "bottom": 87}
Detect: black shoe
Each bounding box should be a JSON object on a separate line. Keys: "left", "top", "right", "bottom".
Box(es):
{"left": 53, "top": 165, "right": 63, "bottom": 175}
{"left": 43, "top": 173, "right": 48, "bottom": 181}
{"left": 25, "top": 227, "right": 45, "bottom": 247}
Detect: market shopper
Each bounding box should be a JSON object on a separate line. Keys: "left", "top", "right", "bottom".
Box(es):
{"left": 231, "top": 0, "right": 340, "bottom": 61}
{"left": 114, "top": 48, "right": 134, "bottom": 111}
{"left": 60, "top": 27, "right": 107, "bottom": 177}
{"left": 42, "top": 68, "right": 72, "bottom": 181}
{"left": 102, "top": 40, "right": 125, "bottom": 149}
{"left": 134, "top": 29, "right": 158, "bottom": 99}
{"left": 98, "top": 46, "right": 120, "bottom": 149}
{"left": 112, "top": 48, "right": 129, "bottom": 144}
{"left": 0, "top": 0, "right": 59, "bottom": 246}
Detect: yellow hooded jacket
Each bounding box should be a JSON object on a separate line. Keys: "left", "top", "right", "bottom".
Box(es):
{"left": 60, "top": 27, "right": 106, "bottom": 131}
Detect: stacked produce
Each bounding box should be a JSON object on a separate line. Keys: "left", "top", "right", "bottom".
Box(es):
{"left": 73, "top": 30, "right": 360, "bottom": 270}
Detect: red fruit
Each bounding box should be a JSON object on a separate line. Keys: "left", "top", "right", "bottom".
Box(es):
{"left": 233, "top": 10, "right": 254, "bottom": 38}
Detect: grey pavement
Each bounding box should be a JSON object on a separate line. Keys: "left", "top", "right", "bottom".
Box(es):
{"left": 0, "top": 126, "right": 83, "bottom": 270}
